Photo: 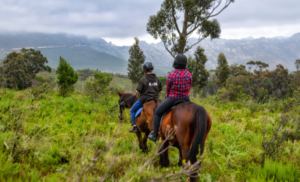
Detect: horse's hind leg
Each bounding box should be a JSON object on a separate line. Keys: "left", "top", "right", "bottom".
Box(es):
{"left": 142, "top": 130, "right": 150, "bottom": 153}
{"left": 179, "top": 147, "right": 199, "bottom": 182}
{"left": 135, "top": 130, "right": 145, "bottom": 151}
{"left": 173, "top": 143, "right": 183, "bottom": 166}
{"left": 159, "top": 141, "right": 170, "bottom": 167}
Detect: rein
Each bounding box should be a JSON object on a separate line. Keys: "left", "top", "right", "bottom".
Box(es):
{"left": 119, "top": 94, "right": 137, "bottom": 107}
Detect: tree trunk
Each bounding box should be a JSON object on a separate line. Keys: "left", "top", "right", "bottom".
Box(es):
{"left": 82, "top": 80, "right": 85, "bottom": 92}
{"left": 178, "top": 10, "right": 188, "bottom": 54}
{"left": 132, "top": 83, "right": 134, "bottom": 92}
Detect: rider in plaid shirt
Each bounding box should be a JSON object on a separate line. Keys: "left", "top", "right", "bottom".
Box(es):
{"left": 166, "top": 69, "right": 192, "bottom": 98}
{"left": 148, "top": 54, "right": 192, "bottom": 142}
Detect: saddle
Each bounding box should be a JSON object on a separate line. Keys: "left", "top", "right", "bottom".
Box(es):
{"left": 161, "top": 100, "right": 186, "bottom": 120}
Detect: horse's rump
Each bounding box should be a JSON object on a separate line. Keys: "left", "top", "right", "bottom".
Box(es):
{"left": 160, "top": 102, "right": 210, "bottom": 161}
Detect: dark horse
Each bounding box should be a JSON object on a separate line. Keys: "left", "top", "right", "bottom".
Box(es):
{"left": 117, "top": 92, "right": 154, "bottom": 152}
{"left": 117, "top": 92, "right": 138, "bottom": 120}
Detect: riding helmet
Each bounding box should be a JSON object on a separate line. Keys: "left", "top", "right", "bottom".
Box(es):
{"left": 173, "top": 54, "right": 187, "bottom": 66}
{"left": 143, "top": 62, "right": 154, "bottom": 71}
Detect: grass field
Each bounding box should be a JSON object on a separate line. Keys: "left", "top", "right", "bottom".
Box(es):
{"left": 1, "top": 83, "right": 299, "bottom": 181}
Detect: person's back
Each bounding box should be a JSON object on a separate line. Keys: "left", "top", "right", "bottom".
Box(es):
{"left": 166, "top": 68, "right": 192, "bottom": 99}
{"left": 128, "top": 62, "right": 162, "bottom": 133}
{"left": 148, "top": 54, "right": 192, "bottom": 142}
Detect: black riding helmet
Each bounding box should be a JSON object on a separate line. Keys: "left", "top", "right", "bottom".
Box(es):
{"left": 173, "top": 54, "right": 187, "bottom": 69}
{"left": 143, "top": 62, "right": 154, "bottom": 72}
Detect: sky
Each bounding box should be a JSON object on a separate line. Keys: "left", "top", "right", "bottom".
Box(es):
{"left": 0, "top": 0, "right": 299, "bottom": 46}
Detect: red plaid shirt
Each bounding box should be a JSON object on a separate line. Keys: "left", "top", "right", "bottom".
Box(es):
{"left": 166, "top": 69, "right": 192, "bottom": 98}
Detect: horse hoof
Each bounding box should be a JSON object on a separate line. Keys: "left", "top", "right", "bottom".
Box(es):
{"left": 143, "top": 149, "right": 149, "bottom": 154}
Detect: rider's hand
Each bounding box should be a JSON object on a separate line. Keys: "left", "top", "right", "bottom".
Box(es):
{"left": 136, "top": 90, "right": 140, "bottom": 94}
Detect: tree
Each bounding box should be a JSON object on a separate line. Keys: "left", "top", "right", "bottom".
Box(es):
{"left": 260, "top": 78, "right": 274, "bottom": 94}
{"left": 20, "top": 48, "right": 51, "bottom": 75}
{"left": 2, "top": 49, "right": 51, "bottom": 89}
{"left": 246, "top": 61, "right": 269, "bottom": 75}
{"left": 127, "top": 37, "right": 145, "bottom": 91}
{"left": 147, "top": 0, "right": 234, "bottom": 57}
{"left": 186, "top": 46, "right": 210, "bottom": 93}
{"left": 268, "top": 64, "right": 289, "bottom": 97}
{"left": 84, "top": 71, "right": 113, "bottom": 101}
{"left": 293, "top": 59, "right": 300, "bottom": 88}
{"left": 56, "top": 56, "right": 78, "bottom": 97}
{"left": 77, "top": 68, "right": 94, "bottom": 91}
{"left": 215, "top": 52, "right": 230, "bottom": 87}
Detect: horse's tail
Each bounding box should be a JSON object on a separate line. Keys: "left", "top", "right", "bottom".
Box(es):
{"left": 188, "top": 105, "right": 208, "bottom": 163}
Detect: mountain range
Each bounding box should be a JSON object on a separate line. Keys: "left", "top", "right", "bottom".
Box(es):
{"left": 0, "top": 32, "right": 299, "bottom": 75}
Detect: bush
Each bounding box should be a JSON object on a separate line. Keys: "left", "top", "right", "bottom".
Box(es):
{"left": 31, "top": 83, "right": 53, "bottom": 100}
{"left": 56, "top": 57, "right": 78, "bottom": 97}
{"left": 84, "top": 71, "right": 113, "bottom": 101}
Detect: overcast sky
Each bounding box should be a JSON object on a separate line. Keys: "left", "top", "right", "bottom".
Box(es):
{"left": 0, "top": 0, "right": 299, "bottom": 46}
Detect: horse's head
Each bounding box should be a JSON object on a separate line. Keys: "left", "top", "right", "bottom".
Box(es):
{"left": 117, "top": 92, "right": 138, "bottom": 120}
{"left": 118, "top": 92, "right": 125, "bottom": 120}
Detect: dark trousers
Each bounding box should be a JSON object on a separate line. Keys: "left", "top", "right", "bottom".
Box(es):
{"left": 152, "top": 97, "right": 190, "bottom": 137}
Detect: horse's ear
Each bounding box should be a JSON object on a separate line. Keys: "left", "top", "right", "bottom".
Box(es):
{"left": 118, "top": 92, "right": 122, "bottom": 97}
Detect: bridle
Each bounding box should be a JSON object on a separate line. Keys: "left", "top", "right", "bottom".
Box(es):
{"left": 118, "top": 94, "right": 138, "bottom": 120}
{"left": 119, "top": 94, "right": 137, "bottom": 108}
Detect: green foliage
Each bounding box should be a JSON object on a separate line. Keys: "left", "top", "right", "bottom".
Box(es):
{"left": 250, "top": 159, "right": 299, "bottom": 182}
{"left": 31, "top": 83, "right": 53, "bottom": 100}
{"left": 260, "top": 78, "right": 274, "bottom": 93}
{"left": 77, "top": 68, "right": 94, "bottom": 82}
{"left": 146, "top": 0, "right": 234, "bottom": 56}
{"left": 1, "top": 48, "right": 51, "bottom": 90}
{"left": 0, "top": 80, "right": 300, "bottom": 181}
{"left": 127, "top": 37, "right": 145, "bottom": 85}
{"left": 186, "top": 46, "right": 210, "bottom": 90}
{"left": 257, "top": 87, "right": 269, "bottom": 103}
{"left": 56, "top": 56, "right": 78, "bottom": 97}
{"left": 215, "top": 53, "right": 230, "bottom": 87}
{"left": 158, "top": 76, "right": 167, "bottom": 88}
{"left": 84, "top": 71, "right": 113, "bottom": 101}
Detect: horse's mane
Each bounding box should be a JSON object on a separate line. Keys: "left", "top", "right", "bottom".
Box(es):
{"left": 120, "top": 92, "right": 135, "bottom": 98}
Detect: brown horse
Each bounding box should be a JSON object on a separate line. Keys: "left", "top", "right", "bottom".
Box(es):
{"left": 117, "top": 92, "right": 156, "bottom": 152}
{"left": 117, "top": 92, "right": 138, "bottom": 120}
{"left": 159, "top": 102, "right": 211, "bottom": 181}
{"left": 136, "top": 100, "right": 212, "bottom": 181}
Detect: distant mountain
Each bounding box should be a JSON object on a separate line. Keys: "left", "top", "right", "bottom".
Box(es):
{"left": 0, "top": 32, "right": 299, "bottom": 75}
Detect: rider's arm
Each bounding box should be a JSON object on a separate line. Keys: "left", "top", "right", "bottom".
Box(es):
{"left": 136, "top": 77, "right": 144, "bottom": 94}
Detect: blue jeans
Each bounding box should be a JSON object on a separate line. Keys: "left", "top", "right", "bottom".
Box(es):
{"left": 130, "top": 100, "right": 143, "bottom": 125}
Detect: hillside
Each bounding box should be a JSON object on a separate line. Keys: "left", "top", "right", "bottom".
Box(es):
{"left": 1, "top": 32, "right": 299, "bottom": 74}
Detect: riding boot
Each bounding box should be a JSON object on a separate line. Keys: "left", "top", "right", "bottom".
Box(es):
{"left": 148, "top": 114, "right": 161, "bottom": 142}
{"left": 128, "top": 125, "right": 138, "bottom": 133}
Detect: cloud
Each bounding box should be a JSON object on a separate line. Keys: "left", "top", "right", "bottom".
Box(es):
{"left": 0, "top": 0, "right": 299, "bottom": 45}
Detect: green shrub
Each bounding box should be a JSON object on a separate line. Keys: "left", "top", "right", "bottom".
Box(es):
{"left": 56, "top": 56, "right": 78, "bottom": 97}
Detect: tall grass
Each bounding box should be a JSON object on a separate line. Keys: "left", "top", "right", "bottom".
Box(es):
{"left": 0, "top": 86, "right": 299, "bottom": 181}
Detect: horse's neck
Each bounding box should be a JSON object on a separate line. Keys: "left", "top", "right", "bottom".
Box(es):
{"left": 125, "top": 94, "right": 136, "bottom": 108}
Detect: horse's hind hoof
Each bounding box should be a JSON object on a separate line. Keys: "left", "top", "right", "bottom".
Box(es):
{"left": 142, "top": 149, "right": 149, "bottom": 154}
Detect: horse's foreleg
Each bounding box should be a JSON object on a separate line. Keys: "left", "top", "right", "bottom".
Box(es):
{"left": 135, "top": 130, "right": 144, "bottom": 151}
{"left": 159, "top": 141, "right": 170, "bottom": 167}
{"left": 142, "top": 130, "right": 150, "bottom": 153}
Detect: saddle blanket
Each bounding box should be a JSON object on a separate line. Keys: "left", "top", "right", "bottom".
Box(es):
{"left": 135, "top": 107, "right": 143, "bottom": 117}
